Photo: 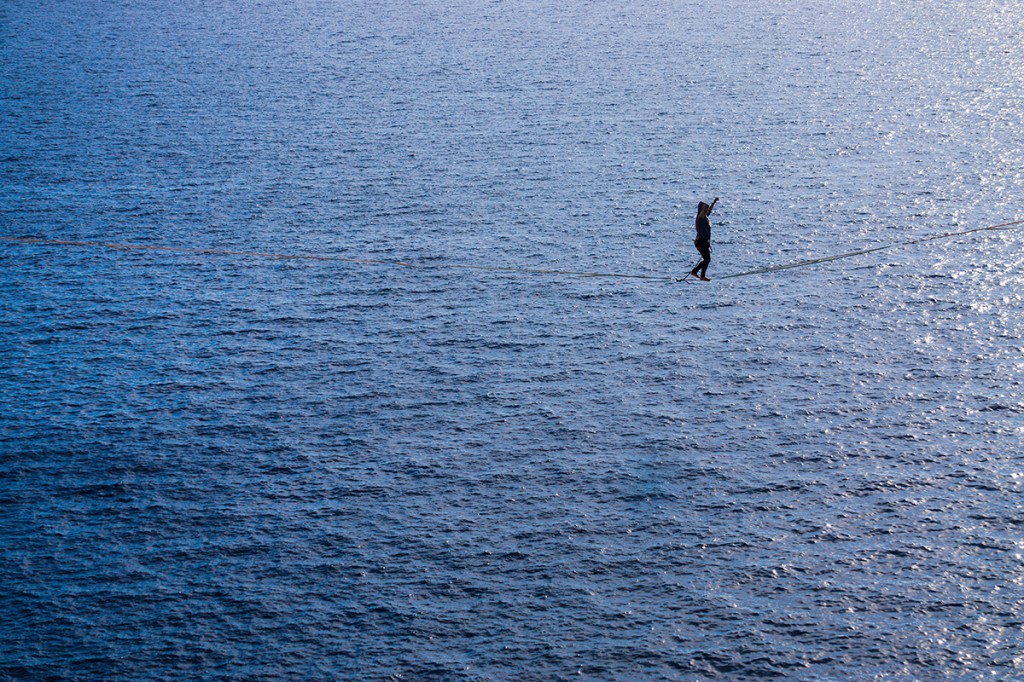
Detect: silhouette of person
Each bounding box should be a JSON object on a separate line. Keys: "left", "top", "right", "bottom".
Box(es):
{"left": 691, "top": 197, "right": 718, "bottom": 281}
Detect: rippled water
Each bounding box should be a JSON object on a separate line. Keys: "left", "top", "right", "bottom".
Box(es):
{"left": 3, "top": 0, "right": 1024, "bottom": 679}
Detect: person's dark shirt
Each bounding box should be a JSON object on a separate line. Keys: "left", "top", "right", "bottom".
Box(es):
{"left": 695, "top": 212, "right": 711, "bottom": 241}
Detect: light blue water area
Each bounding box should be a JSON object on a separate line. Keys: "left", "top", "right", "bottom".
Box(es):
{"left": 2, "top": 0, "right": 1023, "bottom": 679}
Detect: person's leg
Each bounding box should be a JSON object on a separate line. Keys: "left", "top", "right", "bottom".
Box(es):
{"left": 697, "top": 242, "right": 711, "bottom": 277}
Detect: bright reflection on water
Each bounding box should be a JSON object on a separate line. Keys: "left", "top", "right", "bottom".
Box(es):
{"left": 2, "top": 0, "right": 1023, "bottom": 679}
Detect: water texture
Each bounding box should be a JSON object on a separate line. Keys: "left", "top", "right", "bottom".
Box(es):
{"left": 2, "top": 0, "right": 1023, "bottom": 679}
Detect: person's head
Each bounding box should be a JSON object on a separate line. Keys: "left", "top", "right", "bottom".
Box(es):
{"left": 697, "top": 201, "right": 709, "bottom": 216}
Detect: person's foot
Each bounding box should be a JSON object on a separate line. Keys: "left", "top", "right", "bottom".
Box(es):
{"left": 698, "top": 275, "right": 711, "bottom": 281}
{"left": 690, "top": 270, "right": 699, "bottom": 277}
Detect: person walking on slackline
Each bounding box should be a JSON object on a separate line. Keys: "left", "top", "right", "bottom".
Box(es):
{"left": 690, "top": 197, "right": 718, "bottom": 281}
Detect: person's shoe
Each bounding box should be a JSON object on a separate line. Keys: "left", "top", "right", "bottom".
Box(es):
{"left": 698, "top": 275, "right": 711, "bottom": 281}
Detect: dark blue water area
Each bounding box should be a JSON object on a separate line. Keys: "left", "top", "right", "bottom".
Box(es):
{"left": 3, "top": 0, "right": 1024, "bottom": 680}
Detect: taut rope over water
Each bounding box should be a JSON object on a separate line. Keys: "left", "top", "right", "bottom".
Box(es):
{"left": 719, "top": 219, "right": 1024, "bottom": 279}
{"left": 2, "top": 218, "right": 1022, "bottom": 282}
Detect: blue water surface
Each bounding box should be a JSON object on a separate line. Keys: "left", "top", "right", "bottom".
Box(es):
{"left": 2, "top": 0, "right": 1023, "bottom": 679}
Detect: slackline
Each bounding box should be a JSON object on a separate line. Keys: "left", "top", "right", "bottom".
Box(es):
{"left": 0, "top": 237, "right": 667, "bottom": 280}
{"left": 718, "top": 219, "right": 1024, "bottom": 279}
{"left": 2, "top": 218, "right": 1021, "bottom": 282}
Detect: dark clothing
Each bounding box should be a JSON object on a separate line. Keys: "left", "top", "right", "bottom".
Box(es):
{"left": 695, "top": 214, "right": 711, "bottom": 241}
{"left": 693, "top": 238, "right": 711, "bottom": 278}
{"left": 692, "top": 203, "right": 713, "bottom": 277}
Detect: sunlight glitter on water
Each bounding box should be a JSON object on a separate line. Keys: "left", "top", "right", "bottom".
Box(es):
{"left": 3, "top": 0, "right": 1024, "bottom": 679}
